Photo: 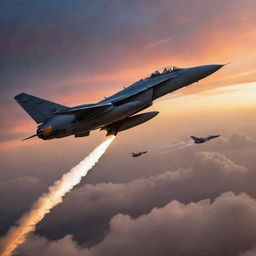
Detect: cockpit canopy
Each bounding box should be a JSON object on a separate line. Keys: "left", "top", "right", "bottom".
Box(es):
{"left": 144, "top": 66, "right": 184, "bottom": 80}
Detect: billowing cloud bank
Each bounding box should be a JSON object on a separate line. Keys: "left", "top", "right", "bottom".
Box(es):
{"left": 35, "top": 151, "right": 256, "bottom": 243}
{"left": 8, "top": 150, "right": 253, "bottom": 256}
{"left": 19, "top": 192, "right": 256, "bottom": 256}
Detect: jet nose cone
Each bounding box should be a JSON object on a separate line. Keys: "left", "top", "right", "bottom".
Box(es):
{"left": 208, "top": 64, "right": 225, "bottom": 73}
{"left": 189, "top": 64, "right": 225, "bottom": 82}
{"left": 200, "top": 64, "right": 225, "bottom": 76}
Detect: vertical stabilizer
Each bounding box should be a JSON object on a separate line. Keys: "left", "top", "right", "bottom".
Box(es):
{"left": 191, "top": 136, "right": 199, "bottom": 141}
{"left": 14, "top": 93, "right": 67, "bottom": 124}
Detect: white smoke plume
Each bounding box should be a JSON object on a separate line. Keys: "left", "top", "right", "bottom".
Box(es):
{"left": 0, "top": 136, "right": 115, "bottom": 256}
{"left": 158, "top": 140, "right": 194, "bottom": 154}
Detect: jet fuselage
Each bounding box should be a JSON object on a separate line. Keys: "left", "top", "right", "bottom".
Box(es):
{"left": 15, "top": 64, "right": 224, "bottom": 140}
{"left": 191, "top": 135, "right": 221, "bottom": 144}
{"left": 132, "top": 151, "right": 148, "bottom": 157}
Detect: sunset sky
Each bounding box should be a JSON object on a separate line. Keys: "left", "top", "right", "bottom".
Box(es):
{"left": 0, "top": 0, "right": 256, "bottom": 255}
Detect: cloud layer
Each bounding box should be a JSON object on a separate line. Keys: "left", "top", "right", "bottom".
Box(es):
{"left": 34, "top": 151, "right": 256, "bottom": 246}
{"left": 19, "top": 192, "right": 256, "bottom": 256}
{"left": 1, "top": 135, "right": 256, "bottom": 255}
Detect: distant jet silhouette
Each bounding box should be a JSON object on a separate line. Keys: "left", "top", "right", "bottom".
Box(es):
{"left": 191, "top": 135, "right": 220, "bottom": 144}
{"left": 132, "top": 151, "right": 148, "bottom": 157}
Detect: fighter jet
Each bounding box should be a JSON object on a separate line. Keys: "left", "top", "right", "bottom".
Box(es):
{"left": 191, "top": 135, "right": 221, "bottom": 144}
{"left": 132, "top": 151, "right": 148, "bottom": 157}
{"left": 15, "top": 64, "right": 224, "bottom": 140}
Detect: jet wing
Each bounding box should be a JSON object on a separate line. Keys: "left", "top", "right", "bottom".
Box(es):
{"left": 101, "top": 72, "right": 180, "bottom": 104}
{"left": 54, "top": 103, "right": 113, "bottom": 117}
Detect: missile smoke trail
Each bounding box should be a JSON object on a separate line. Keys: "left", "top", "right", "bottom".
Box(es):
{"left": 0, "top": 136, "right": 115, "bottom": 256}
{"left": 157, "top": 140, "right": 194, "bottom": 155}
